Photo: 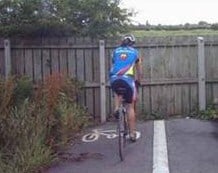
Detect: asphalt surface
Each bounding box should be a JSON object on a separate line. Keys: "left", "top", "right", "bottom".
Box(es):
{"left": 44, "top": 118, "right": 218, "bottom": 173}
{"left": 166, "top": 118, "right": 218, "bottom": 173}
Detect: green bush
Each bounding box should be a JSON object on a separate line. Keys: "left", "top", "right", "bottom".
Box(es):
{"left": 0, "top": 74, "right": 89, "bottom": 173}
{"left": 191, "top": 105, "right": 218, "bottom": 120}
{"left": 14, "top": 76, "right": 33, "bottom": 106}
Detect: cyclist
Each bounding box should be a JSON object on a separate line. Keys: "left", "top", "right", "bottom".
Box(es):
{"left": 109, "top": 34, "right": 142, "bottom": 142}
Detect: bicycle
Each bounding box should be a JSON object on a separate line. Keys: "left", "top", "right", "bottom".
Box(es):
{"left": 115, "top": 87, "right": 130, "bottom": 161}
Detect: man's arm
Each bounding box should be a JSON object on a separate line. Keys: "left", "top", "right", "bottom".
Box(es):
{"left": 135, "top": 57, "right": 143, "bottom": 84}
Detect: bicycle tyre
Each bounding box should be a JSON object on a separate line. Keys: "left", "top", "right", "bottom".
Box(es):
{"left": 118, "top": 108, "right": 125, "bottom": 161}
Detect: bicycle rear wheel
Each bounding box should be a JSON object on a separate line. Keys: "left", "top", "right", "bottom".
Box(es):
{"left": 118, "top": 108, "right": 125, "bottom": 161}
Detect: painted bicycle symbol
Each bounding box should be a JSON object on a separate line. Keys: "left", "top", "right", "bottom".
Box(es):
{"left": 82, "top": 129, "right": 141, "bottom": 142}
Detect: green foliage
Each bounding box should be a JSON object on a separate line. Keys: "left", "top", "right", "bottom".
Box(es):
{"left": 14, "top": 76, "right": 33, "bottom": 106}
{"left": 191, "top": 105, "right": 218, "bottom": 120}
{"left": 211, "top": 23, "right": 218, "bottom": 30}
{"left": 57, "top": 93, "right": 88, "bottom": 144}
{"left": 0, "top": 0, "right": 132, "bottom": 37}
{"left": 0, "top": 74, "right": 89, "bottom": 173}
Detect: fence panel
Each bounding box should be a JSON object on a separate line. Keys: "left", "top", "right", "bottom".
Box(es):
{"left": 136, "top": 38, "right": 199, "bottom": 117}
{"left": 1, "top": 36, "right": 218, "bottom": 120}
{"left": 205, "top": 40, "right": 218, "bottom": 105}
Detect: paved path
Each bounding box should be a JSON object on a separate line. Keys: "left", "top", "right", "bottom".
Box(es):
{"left": 44, "top": 118, "right": 218, "bottom": 173}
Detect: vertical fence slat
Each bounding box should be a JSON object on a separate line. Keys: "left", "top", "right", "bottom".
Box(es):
{"left": 141, "top": 86, "right": 151, "bottom": 116}
{"left": 75, "top": 49, "right": 86, "bottom": 108}
{"left": 76, "top": 49, "right": 84, "bottom": 81}
{"left": 174, "top": 85, "right": 182, "bottom": 115}
{"left": 106, "top": 88, "right": 112, "bottom": 118}
{"left": 190, "top": 84, "right": 198, "bottom": 112}
{"left": 51, "top": 49, "right": 59, "bottom": 74}
{"left": 42, "top": 49, "right": 51, "bottom": 80}
{"left": 24, "top": 49, "right": 33, "bottom": 79}
{"left": 11, "top": 49, "right": 17, "bottom": 75}
{"left": 166, "top": 85, "right": 175, "bottom": 115}
{"left": 86, "top": 88, "right": 94, "bottom": 117}
{"left": 84, "top": 49, "right": 93, "bottom": 82}
{"left": 84, "top": 49, "right": 95, "bottom": 116}
{"left": 94, "top": 88, "right": 100, "bottom": 120}
{"left": 93, "top": 48, "right": 100, "bottom": 83}
{"left": 68, "top": 49, "right": 76, "bottom": 78}
{"left": 181, "top": 84, "right": 190, "bottom": 115}
{"left": 33, "top": 49, "right": 42, "bottom": 82}
{"left": 213, "top": 84, "right": 218, "bottom": 105}
{"left": 59, "top": 49, "right": 68, "bottom": 74}
{"left": 17, "top": 49, "right": 25, "bottom": 76}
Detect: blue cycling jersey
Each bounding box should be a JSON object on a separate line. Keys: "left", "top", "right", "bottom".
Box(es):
{"left": 110, "top": 46, "right": 139, "bottom": 77}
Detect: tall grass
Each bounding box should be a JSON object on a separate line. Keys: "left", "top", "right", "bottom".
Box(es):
{"left": 0, "top": 74, "right": 89, "bottom": 173}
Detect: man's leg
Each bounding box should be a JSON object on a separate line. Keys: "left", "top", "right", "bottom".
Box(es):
{"left": 127, "top": 102, "right": 137, "bottom": 142}
{"left": 134, "top": 80, "right": 139, "bottom": 114}
{"left": 114, "top": 93, "right": 121, "bottom": 111}
{"left": 113, "top": 93, "right": 122, "bottom": 118}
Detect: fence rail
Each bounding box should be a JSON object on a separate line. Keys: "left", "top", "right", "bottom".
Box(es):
{"left": 1, "top": 36, "right": 218, "bottom": 122}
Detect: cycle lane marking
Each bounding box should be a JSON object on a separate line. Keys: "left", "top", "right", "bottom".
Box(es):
{"left": 153, "top": 120, "right": 170, "bottom": 173}
{"left": 81, "top": 129, "right": 141, "bottom": 142}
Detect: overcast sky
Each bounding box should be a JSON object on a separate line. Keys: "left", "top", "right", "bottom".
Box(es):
{"left": 120, "top": 0, "right": 218, "bottom": 25}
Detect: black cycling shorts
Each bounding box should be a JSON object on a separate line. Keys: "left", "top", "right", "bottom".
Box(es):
{"left": 111, "top": 79, "right": 133, "bottom": 103}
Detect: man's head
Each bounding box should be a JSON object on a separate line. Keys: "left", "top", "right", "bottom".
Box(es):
{"left": 121, "top": 34, "right": 136, "bottom": 46}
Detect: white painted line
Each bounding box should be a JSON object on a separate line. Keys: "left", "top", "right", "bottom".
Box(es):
{"left": 153, "top": 120, "right": 170, "bottom": 173}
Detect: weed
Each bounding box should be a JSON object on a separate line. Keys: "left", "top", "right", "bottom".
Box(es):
{"left": 190, "top": 105, "right": 218, "bottom": 120}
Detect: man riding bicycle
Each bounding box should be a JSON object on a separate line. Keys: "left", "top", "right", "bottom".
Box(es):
{"left": 109, "top": 34, "right": 142, "bottom": 142}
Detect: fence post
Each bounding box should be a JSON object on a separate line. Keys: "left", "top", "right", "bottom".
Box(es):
{"left": 99, "top": 40, "right": 106, "bottom": 123}
{"left": 197, "top": 37, "right": 206, "bottom": 111}
{"left": 4, "top": 39, "right": 11, "bottom": 79}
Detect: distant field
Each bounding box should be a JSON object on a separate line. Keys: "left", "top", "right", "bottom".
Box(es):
{"left": 132, "top": 29, "right": 218, "bottom": 37}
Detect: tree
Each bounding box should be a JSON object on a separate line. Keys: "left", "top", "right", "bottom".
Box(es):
{"left": 198, "top": 21, "right": 208, "bottom": 26}
{"left": 0, "top": 0, "right": 132, "bottom": 37}
{"left": 211, "top": 23, "right": 218, "bottom": 30}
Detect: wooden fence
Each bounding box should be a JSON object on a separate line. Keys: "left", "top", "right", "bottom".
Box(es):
{"left": 1, "top": 36, "right": 218, "bottom": 122}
